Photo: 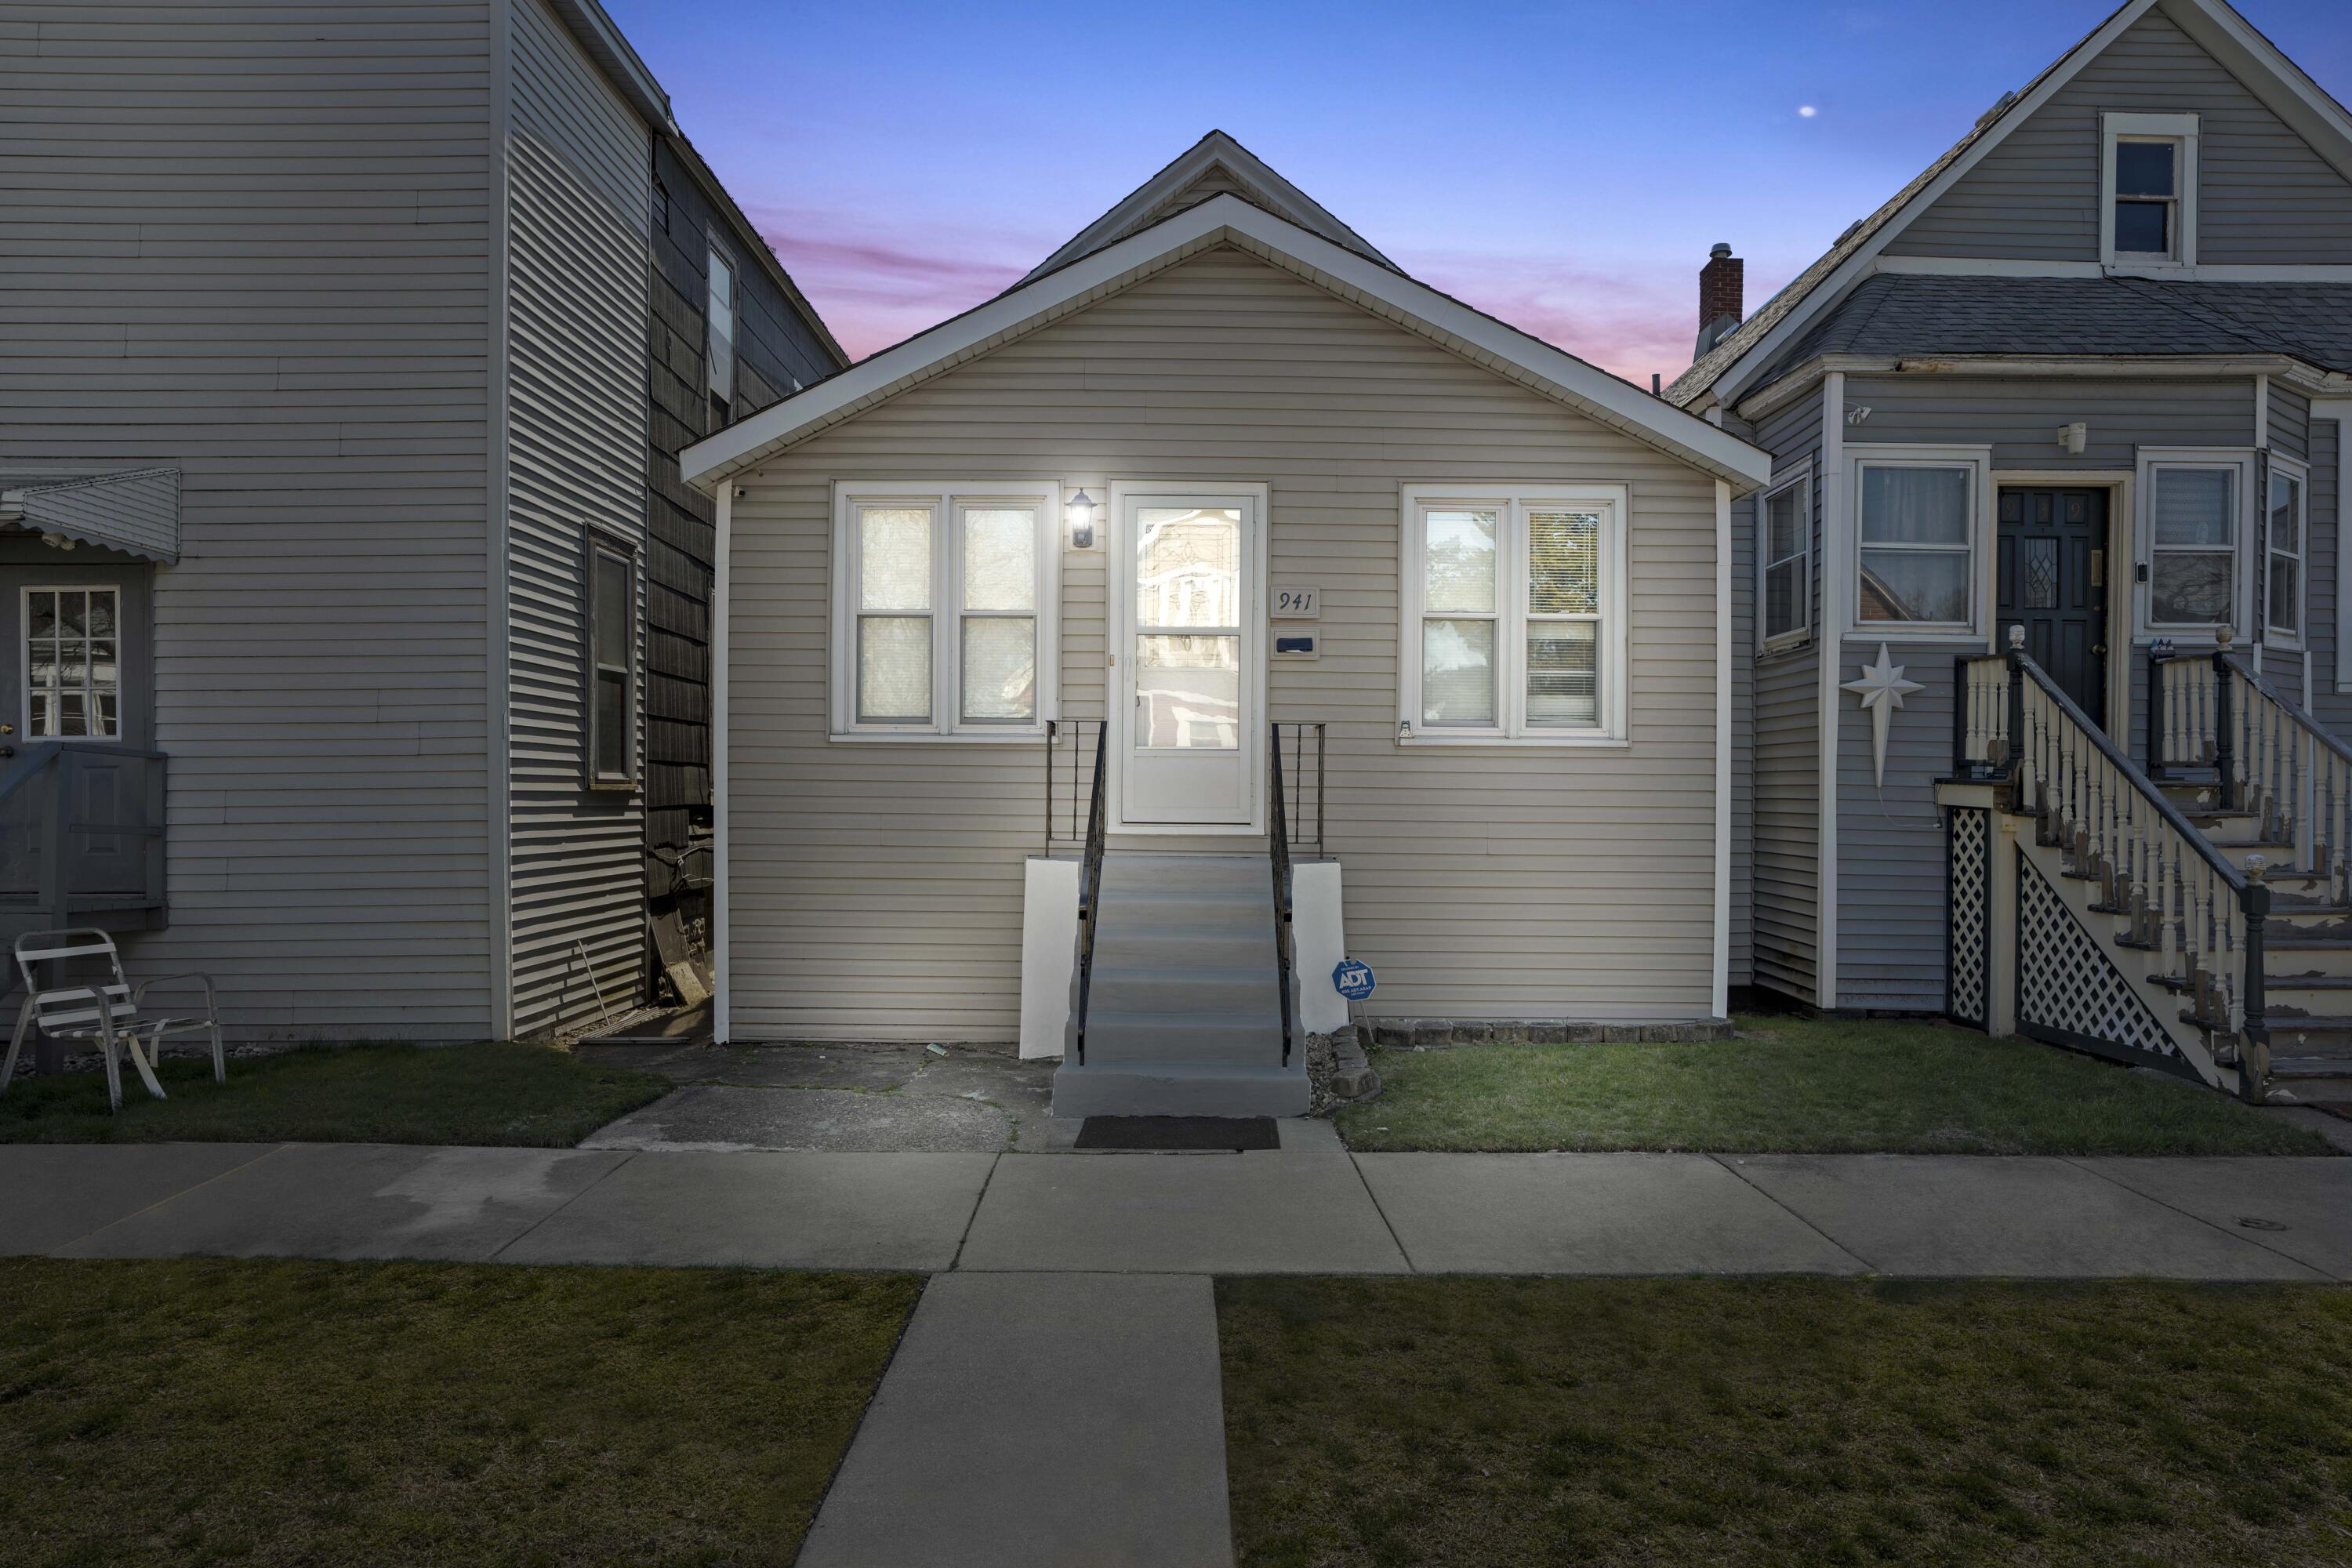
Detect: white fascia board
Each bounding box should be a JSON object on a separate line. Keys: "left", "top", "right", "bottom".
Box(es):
{"left": 681, "top": 194, "right": 1773, "bottom": 492}
{"left": 1736, "top": 353, "right": 2348, "bottom": 423}
{"left": 2166, "top": 0, "right": 2352, "bottom": 187}
{"left": 1874, "top": 255, "right": 2352, "bottom": 281}
{"left": 1708, "top": 0, "right": 2164, "bottom": 411}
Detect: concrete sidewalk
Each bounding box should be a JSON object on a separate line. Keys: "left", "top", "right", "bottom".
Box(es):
{"left": 6, "top": 1141, "right": 2349, "bottom": 1280}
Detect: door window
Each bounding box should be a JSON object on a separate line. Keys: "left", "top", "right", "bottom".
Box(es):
{"left": 1134, "top": 507, "right": 1241, "bottom": 750}
{"left": 25, "top": 587, "right": 120, "bottom": 739}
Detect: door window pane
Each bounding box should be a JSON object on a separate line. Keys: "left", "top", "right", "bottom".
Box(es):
{"left": 1860, "top": 550, "right": 1971, "bottom": 623}
{"left": 960, "top": 618, "right": 1036, "bottom": 722}
{"left": 1421, "top": 619, "right": 1495, "bottom": 726}
{"left": 1134, "top": 634, "right": 1238, "bottom": 749}
{"left": 1423, "top": 510, "right": 1497, "bottom": 613}
{"left": 1527, "top": 623, "right": 1598, "bottom": 728}
{"left": 858, "top": 615, "right": 931, "bottom": 722}
{"left": 24, "top": 586, "right": 123, "bottom": 740}
{"left": 1136, "top": 508, "right": 1240, "bottom": 628}
{"left": 859, "top": 506, "right": 932, "bottom": 610}
{"left": 961, "top": 507, "right": 1036, "bottom": 612}
{"left": 1527, "top": 510, "right": 1599, "bottom": 614}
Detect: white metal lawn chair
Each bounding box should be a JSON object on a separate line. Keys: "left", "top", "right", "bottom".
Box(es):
{"left": 5, "top": 930, "right": 223, "bottom": 1112}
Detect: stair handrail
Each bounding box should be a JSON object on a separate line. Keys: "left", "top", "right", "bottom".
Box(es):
{"left": 2212, "top": 649, "right": 2352, "bottom": 913}
{"left": 1267, "top": 722, "right": 1297, "bottom": 1070}
{"left": 1998, "top": 629, "right": 2269, "bottom": 1095}
{"left": 1066, "top": 721, "right": 1110, "bottom": 1067}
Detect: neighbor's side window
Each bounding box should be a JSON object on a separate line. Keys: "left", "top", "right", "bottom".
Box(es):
{"left": 706, "top": 245, "right": 736, "bottom": 416}
{"left": 2265, "top": 461, "right": 2305, "bottom": 643}
{"left": 2147, "top": 464, "right": 2238, "bottom": 630}
{"left": 1401, "top": 486, "right": 1628, "bottom": 743}
{"left": 25, "top": 586, "right": 121, "bottom": 739}
{"left": 585, "top": 538, "right": 637, "bottom": 788}
{"left": 1855, "top": 461, "right": 1976, "bottom": 631}
{"left": 1760, "top": 472, "right": 1810, "bottom": 648}
{"left": 834, "top": 485, "right": 1058, "bottom": 739}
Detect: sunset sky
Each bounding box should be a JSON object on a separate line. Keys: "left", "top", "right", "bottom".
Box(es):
{"left": 604, "top": 0, "right": 2351, "bottom": 390}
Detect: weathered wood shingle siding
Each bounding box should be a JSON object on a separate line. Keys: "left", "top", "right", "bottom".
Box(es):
{"left": 727, "top": 249, "right": 1729, "bottom": 1040}
{"left": 1884, "top": 9, "right": 2352, "bottom": 264}
{"left": 0, "top": 1, "right": 497, "bottom": 1038}
{"left": 1745, "top": 393, "right": 1824, "bottom": 1004}
{"left": 502, "top": 0, "right": 651, "bottom": 1036}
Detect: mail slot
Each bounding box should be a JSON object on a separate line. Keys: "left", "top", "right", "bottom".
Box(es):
{"left": 1274, "top": 635, "right": 1316, "bottom": 656}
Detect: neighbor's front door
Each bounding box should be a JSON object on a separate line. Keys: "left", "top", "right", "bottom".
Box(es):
{"left": 1997, "top": 486, "right": 2108, "bottom": 728}
{"left": 1118, "top": 491, "right": 1261, "bottom": 828}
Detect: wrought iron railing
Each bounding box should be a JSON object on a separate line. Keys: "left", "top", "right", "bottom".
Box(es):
{"left": 0, "top": 742, "right": 168, "bottom": 924}
{"left": 1271, "top": 722, "right": 1327, "bottom": 854}
{"left": 1043, "top": 720, "right": 1105, "bottom": 848}
{"left": 1959, "top": 631, "right": 2270, "bottom": 1094}
{"left": 1064, "top": 722, "right": 1110, "bottom": 1067}
{"left": 1267, "top": 722, "right": 1298, "bottom": 1069}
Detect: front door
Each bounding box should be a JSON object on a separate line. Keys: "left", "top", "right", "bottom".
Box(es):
{"left": 1118, "top": 491, "right": 1261, "bottom": 828}
{"left": 1997, "top": 486, "right": 2108, "bottom": 727}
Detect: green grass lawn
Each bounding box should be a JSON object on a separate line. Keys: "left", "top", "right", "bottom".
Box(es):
{"left": 1221, "top": 1276, "right": 2352, "bottom": 1567}
{"left": 0, "top": 1043, "right": 670, "bottom": 1146}
{"left": 0, "top": 1257, "right": 916, "bottom": 1567}
{"left": 1338, "top": 1014, "right": 2334, "bottom": 1156}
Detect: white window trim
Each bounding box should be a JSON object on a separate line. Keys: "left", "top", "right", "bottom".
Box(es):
{"left": 829, "top": 480, "right": 1062, "bottom": 742}
{"left": 2263, "top": 452, "right": 2309, "bottom": 650}
{"left": 1846, "top": 444, "right": 1992, "bottom": 642}
{"left": 1396, "top": 482, "right": 1631, "bottom": 747}
{"left": 582, "top": 533, "right": 640, "bottom": 790}
{"left": 2136, "top": 447, "right": 2256, "bottom": 638}
{"left": 1758, "top": 461, "right": 1813, "bottom": 655}
{"left": 20, "top": 583, "right": 125, "bottom": 743}
{"left": 2100, "top": 111, "right": 2199, "bottom": 270}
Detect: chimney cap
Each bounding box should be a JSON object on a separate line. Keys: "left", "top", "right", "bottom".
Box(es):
{"left": 1709, "top": 242, "right": 1734, "bottom": 260}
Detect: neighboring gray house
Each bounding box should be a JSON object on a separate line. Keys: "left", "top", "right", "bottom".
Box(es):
{"left": 0, "top": 0, "right": 840, "bottom": 1040}
{"left": 1672, "top": 0, "right": 2352, "bottom": 1101}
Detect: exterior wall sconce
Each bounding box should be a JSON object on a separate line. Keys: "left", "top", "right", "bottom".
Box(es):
{"left": 2057, "top": 422, "right": 2088, "bottom": 456}
{"left": 1396, "top": 719, "right": 1413, "bottom": 743}
{"left": 1065, "top": 488, "right": 1096, "bottom": 550}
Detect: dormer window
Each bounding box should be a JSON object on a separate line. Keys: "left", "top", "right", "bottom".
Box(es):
{"left": 2102, "top": 113, "right": 2198, "bottom": 267}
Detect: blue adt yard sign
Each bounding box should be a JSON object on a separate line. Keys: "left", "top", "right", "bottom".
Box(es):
{"left": 1332, "top": 959, "right": 1375, "bottom": 1001}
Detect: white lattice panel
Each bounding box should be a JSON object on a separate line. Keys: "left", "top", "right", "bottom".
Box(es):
{"left": 2017, "top": 855, "right": 2179, "bottom": 1060}
{"left": 1947, "top": 809, "right": 1989, "bottom": 1027}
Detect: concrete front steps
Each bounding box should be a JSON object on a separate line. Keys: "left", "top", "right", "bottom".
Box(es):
{"left": 1053, "top": 854, "right": 1310, "bottom": 1119}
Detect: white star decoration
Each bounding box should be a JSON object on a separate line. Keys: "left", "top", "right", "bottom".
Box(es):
{"left": 1842, "top": 643, "right": 1926, "bottom": 787}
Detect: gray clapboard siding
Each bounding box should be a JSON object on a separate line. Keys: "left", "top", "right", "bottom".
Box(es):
{"left": 0, "top": 1, "right": 499, "bottom": 1039}
{"left": 1842, "top": 374, "right": 2255, "bottom": 470}
{"left": 1742, "top": 393, "right": 1824, "bottom": 1004}
{"left": 1885, "top": 8, "right": 2352, "bottom": 265}
{"left": 2310, "top": 416, "right": 2345, "bottom": 732}
{"left": 502, "top": 0, "right": 650, "bottom": 1037}
{"left": 728, "top": 248, "right": 1729, "bottom": 1040}
{"left": 1833, "top": 641, "right": 1955, "bottom": 1012}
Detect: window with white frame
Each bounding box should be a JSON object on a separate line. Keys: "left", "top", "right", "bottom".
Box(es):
{"left": 1853, "top": 456, "right": 1980, "bottom": 632}
{"left": 2266, "top": 459, "right": 2306, "bottom": 643}
{"left": 584, "top": 535, "right": 637, "bottom": 788}
{"left": 1760, "top": 470, "right": 1810, "bottom": 648}
{"left": 2144, "top": 459, "right": 2241, "bottom": 631}
{"left": 2102, "top": 112, "right": 2198, "bottom": 267}
{"left": 24, "top": 586, "right": 121, "bottom": 739}
{"left": 1399, "top": 485, "right": 1628, "bottom": 742}
{"left": 833, "top": 484, "right": 1058, "bottom": 738}
{"left": 706, "top": 245, "right": 736, "bottom": 412}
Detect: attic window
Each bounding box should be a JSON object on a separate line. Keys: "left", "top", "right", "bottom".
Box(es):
{"left": 2102, "top": 113, "right": 2197, "bottom": 267}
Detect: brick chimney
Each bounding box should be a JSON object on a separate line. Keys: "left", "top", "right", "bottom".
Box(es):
{"left": 1695, "top": 242, "right": 1744, "bottom": 358}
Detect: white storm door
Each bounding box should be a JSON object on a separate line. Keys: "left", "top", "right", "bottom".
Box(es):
{"left": 1119, "top": 492, "right": 1261, "bottom": 828}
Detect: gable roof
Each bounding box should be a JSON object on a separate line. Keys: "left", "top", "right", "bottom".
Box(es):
{"left": 1021, "top": 131, "right": 1397, "bottom": 284}
{"left": 680, "top": 193, "right": 1769, "bottom": 492}
{"left": 1666, "top": 0, "right": 2352, "bottom": 412}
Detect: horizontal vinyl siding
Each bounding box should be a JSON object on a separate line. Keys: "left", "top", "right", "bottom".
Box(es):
{"left": 728, "top": 249, "right": 1726, "bottom": 1040}
{"left": 1885, "top": 8, "right": 2352, "bottom": 264}
{"left": 1747, "top": 393, "right": 1824, "bottom": 1005}
{"left": 1834, "top": 644, "right": 1955, "bottom": 1013}
{"left": 2310, "top": 416, "right": 2346, "bottom": 733}
{"left": 503, "top": 0, "right": 650, "bottom": 1036}
{"left": 1843, "top": 374, "right": 2256, "bottom": 470}
{"left": 0, "top": 2, "right": 496, "bottom": 1039}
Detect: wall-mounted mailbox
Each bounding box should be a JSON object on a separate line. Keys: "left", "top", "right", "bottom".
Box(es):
{"left": 1274, "top": 634, "right": 1318, "bottom": 658}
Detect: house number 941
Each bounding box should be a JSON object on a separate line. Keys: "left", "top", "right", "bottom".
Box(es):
{"left": 1272, "top": 584, "right": 1319, "bottom": 618}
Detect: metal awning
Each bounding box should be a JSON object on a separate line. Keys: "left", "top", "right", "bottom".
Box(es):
{"left": 0, "top": 468, "right": 180, "bottom": 564}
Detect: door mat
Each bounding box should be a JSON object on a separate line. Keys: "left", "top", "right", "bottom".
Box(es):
{"left": 1076, "top": 1116, "right": 1279, "bottom": 1151}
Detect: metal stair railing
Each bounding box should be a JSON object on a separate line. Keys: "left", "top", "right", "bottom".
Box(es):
{"left": 1267, "top": 723, "right": 1299, "bottom": 1069}
{"left": 1961, "top": 628, "right": 2270, "bottom": 1098}
{"left": 1063, "top": 722, "right": 1110, "bottom": 1068}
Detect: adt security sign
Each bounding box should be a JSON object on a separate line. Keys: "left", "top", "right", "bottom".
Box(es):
{"left": 1332, "top": 958, "right": 1375, "bottom": 1001}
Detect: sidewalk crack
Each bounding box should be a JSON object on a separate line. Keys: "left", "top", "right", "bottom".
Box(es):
{"left": 45, "top": 1141, "right": 286, "bottom": 1256}
{"left": 488, "top": 1149, "right": 637, "bottom": 1262}
{"left": 2056, "top": 1154, "right": 2330, "bottom": 1278}
{"left": 946, "top": 1152, "right": 1000, "bottom": 1271}
{"left": 1346, "top": 1151, "right": 1416, "bottom": 1273}
{"left": 1706, "top": 1152, "right": 1882, "bottom": 1274}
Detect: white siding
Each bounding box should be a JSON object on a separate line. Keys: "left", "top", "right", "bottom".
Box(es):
{"left": 501, "top": 0, "right": 651, "bottom": 1036}
{"left": 0, "top": 2, "right": 498, "bottom": 1038}
{"left": 727, "top": 249, "right": 1727, "bottom": 1040}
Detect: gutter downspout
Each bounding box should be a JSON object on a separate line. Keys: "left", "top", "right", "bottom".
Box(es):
{"left": 713, "top": 479, "right": 733, "bottom": 1046}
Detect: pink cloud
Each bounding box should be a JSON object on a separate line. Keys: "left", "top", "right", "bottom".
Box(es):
{"left": 742, "top": 206, "right": 1046, "bottom": 361}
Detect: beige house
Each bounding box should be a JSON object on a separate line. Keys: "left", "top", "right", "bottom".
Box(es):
{"left": 681, "top": 136, "right": 1769, "bottom": 1114}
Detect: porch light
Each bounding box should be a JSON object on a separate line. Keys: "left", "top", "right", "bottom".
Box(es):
{"left": 1065, "top": 489, "right": 1096, "bottom": 550}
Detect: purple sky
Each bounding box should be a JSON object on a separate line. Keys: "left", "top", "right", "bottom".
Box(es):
{"left": 609, "top": 1, "right": 2350, "bottom": 388}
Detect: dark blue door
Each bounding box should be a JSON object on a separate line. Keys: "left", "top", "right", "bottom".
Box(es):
{"left": 1998, "top": 487, "right": 2107, "bottom": 728}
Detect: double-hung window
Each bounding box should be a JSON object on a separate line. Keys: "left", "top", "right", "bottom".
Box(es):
{"left": 2141, "top": 452, "right": 2248, "bottom": 633}
{"left": 1760, "top": 468, "right": 1811, "bottom": 648}
{"left": 584, "top": 535, "right": 638, "bottom": 789}
{"left": 1399, "top": 485, "right": 1628, "bottom": 743}
{"left": 2264, "top": 458, "right": 2306, "bottom": 644}
{"left": 24, "top": 586, "right": 121, "bottom": 740}
{"left": 2102, "top": 113, "right": 2198, "bottom": 267}
{"left": 706, "top": 245, "right": 736, "bottom": 416}
{"left": 833, "top": 482, "right": 1059, "bottom": 739}
{"left": 1853, "top": 453, "right": 1982, "bottom": 633}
